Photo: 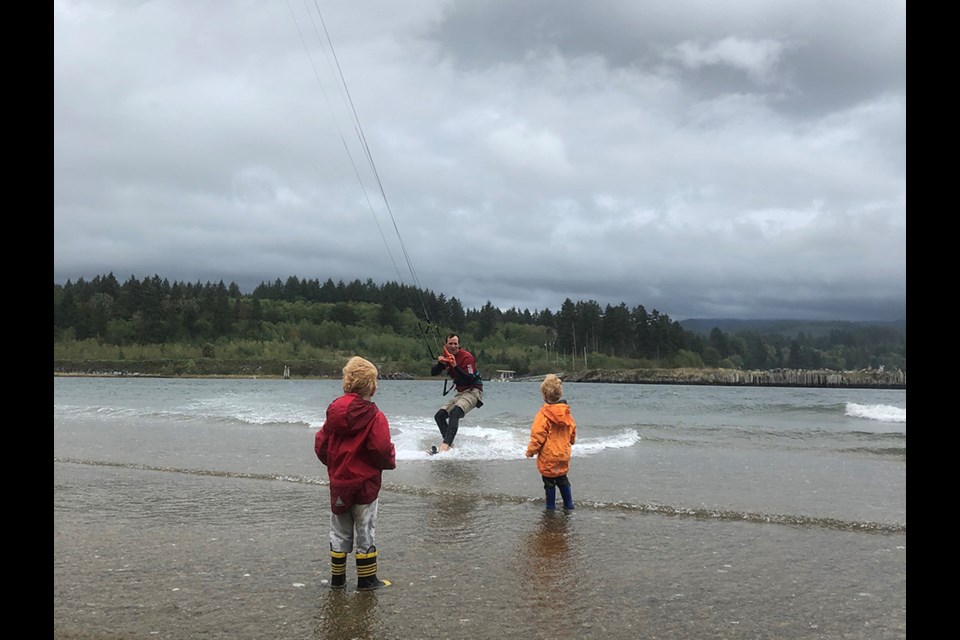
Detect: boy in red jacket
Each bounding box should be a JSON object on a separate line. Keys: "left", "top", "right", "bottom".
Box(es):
{"left": 525, "top": 374, "right": 577, "bottom": 510}
{"left": 315, "top": 356, "right": 397, "bottom": 590}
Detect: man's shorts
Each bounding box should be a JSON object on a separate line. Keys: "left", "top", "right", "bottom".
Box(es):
{"left": 441, "top": 387, "right": 483, "bottom": 415}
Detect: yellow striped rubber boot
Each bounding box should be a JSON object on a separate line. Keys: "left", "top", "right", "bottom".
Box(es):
{"left": 330, "top": 549, "right": 347, "bottom": 589}
{"left": 356, "top": 547, "right": 392, "bottom": 591}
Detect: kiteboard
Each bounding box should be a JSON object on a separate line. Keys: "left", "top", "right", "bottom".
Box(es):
{"left": 425, "top": 444, "right": 456, "bottom": 455}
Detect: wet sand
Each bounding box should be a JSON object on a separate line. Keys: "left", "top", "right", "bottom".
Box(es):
{"left": 54, "top": 462, "right": 905, "bottom": 640}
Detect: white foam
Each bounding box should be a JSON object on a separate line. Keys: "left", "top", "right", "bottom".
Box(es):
{"left": 391, "top": 418, "right": 641, "bottom": 461}
{"left": 571, "top": 429, "right": 642, "bottom": 456}
{"left": 845, "top": 403, "right": 906, "bottom": 423}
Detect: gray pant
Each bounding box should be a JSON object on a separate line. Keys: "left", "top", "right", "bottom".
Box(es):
{"left": 329, "top": 499, "right": 379, "bottom": 553}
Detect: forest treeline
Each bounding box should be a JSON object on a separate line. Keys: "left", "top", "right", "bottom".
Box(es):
{"left": 53, "top": 273, "right": 906, "bottom": 377}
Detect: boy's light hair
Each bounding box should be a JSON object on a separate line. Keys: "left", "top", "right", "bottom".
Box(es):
{"left": 342, "top": 356, "right": 378, "bottom": 396}
{"left": 540, "top": 373, "right": 563, "bottom": 403}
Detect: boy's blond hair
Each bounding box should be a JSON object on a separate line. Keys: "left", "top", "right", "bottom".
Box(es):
{"left": 342, "top": 356, "right": 378, "bottom": 396}
{"left": 540, "top": 373, "right": 563, "bottom": 403}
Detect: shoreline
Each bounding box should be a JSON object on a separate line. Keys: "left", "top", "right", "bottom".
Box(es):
{"left": 53, "top": 366, "right": 905, "bottom": 389}
{"left": 563, "top": 366, "right": 906, "bottom": 389}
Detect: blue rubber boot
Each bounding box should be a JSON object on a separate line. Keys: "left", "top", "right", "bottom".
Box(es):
{"left": 545, "top": 486, "right": 556, "bottom": 510}
{"left": 559, "top": 484, "right": 574, "bottom": 510}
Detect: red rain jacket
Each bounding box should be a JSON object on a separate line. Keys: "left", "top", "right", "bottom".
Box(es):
{"left": 315, "top": 393, "right": 396, "bottom": 513}
{"left": 433, "top": 348, "right": 483, "bottom": 392}
{"left": 525, "top": 401, "right": 577, "bottom": 478}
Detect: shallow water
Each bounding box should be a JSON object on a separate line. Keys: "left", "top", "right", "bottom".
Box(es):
{"left": 54, "top": 377, "right": 906, "bottom": 638}
{"left": 54, "top": 463, "right": 905, "bottom": 640}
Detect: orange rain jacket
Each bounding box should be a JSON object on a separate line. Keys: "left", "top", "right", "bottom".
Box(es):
{"left": 525, "top": 401, "right": 577, "bottom": 477}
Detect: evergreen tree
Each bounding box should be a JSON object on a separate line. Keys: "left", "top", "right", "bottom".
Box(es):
{"left": 556, "top": 299, "right": 577, "bottom": 354}
{"left": 476, "top": 301, "right": 500, "bottom": 340}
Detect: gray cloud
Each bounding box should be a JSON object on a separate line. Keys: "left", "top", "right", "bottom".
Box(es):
{"left": 54, "top": 0, "right": 905, "bottom": 321}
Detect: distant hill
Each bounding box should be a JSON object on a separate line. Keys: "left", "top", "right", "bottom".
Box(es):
{"left": 678, "top": 318, "right": 907, "bottom": 338}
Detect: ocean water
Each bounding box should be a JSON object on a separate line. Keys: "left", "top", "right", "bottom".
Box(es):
{"left": 54, "top": 376, "right": 906, "bottom": 639}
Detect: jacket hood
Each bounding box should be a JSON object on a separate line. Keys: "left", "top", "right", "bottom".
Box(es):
{"left": 540, "top": 401, "right": 572, "bottom": 426}
{"left": 325, "top": 393, "right": 379, "bottom": 434}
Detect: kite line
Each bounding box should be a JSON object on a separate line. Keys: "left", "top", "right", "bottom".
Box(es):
{"left": 286, "top": 0, "right": 446, "bottom": 360}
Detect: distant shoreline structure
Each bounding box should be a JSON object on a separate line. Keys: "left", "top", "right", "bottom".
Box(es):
{"left": 54, "top": 366, "right": 905, "bottom": 390}
{"left": 561, "top": 367, "right": 905, "bottom": 390}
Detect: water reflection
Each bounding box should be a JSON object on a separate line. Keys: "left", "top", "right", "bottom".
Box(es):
{"left": 518, "top": 509, "right": 581, "bottom": 631}
{"left": 426, "top": 461, "right": 482, "bottom": 537}
{"left": 313, "top": 587, "right": 383, "bottom": 639}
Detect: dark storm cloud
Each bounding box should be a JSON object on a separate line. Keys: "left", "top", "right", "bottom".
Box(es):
{"left": 54, "top": 0, "right": 905, "bottom": 321}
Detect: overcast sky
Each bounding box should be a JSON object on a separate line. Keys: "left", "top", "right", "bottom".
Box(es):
{"left": 54, "top": 0, "right": 905, "bottom": 322}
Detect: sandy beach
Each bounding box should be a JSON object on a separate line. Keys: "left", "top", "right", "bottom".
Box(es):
{"left": 54, "top": 461, "right": 905, "bottom": 640}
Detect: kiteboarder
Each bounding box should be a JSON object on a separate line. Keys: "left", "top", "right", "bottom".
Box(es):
{"left": 429, "top": 333, "right": 483, "bottom": 453}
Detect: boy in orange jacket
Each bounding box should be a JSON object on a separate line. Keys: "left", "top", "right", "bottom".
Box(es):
{"left": 525, "top": 374, "right": 576, "bottom": 510}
